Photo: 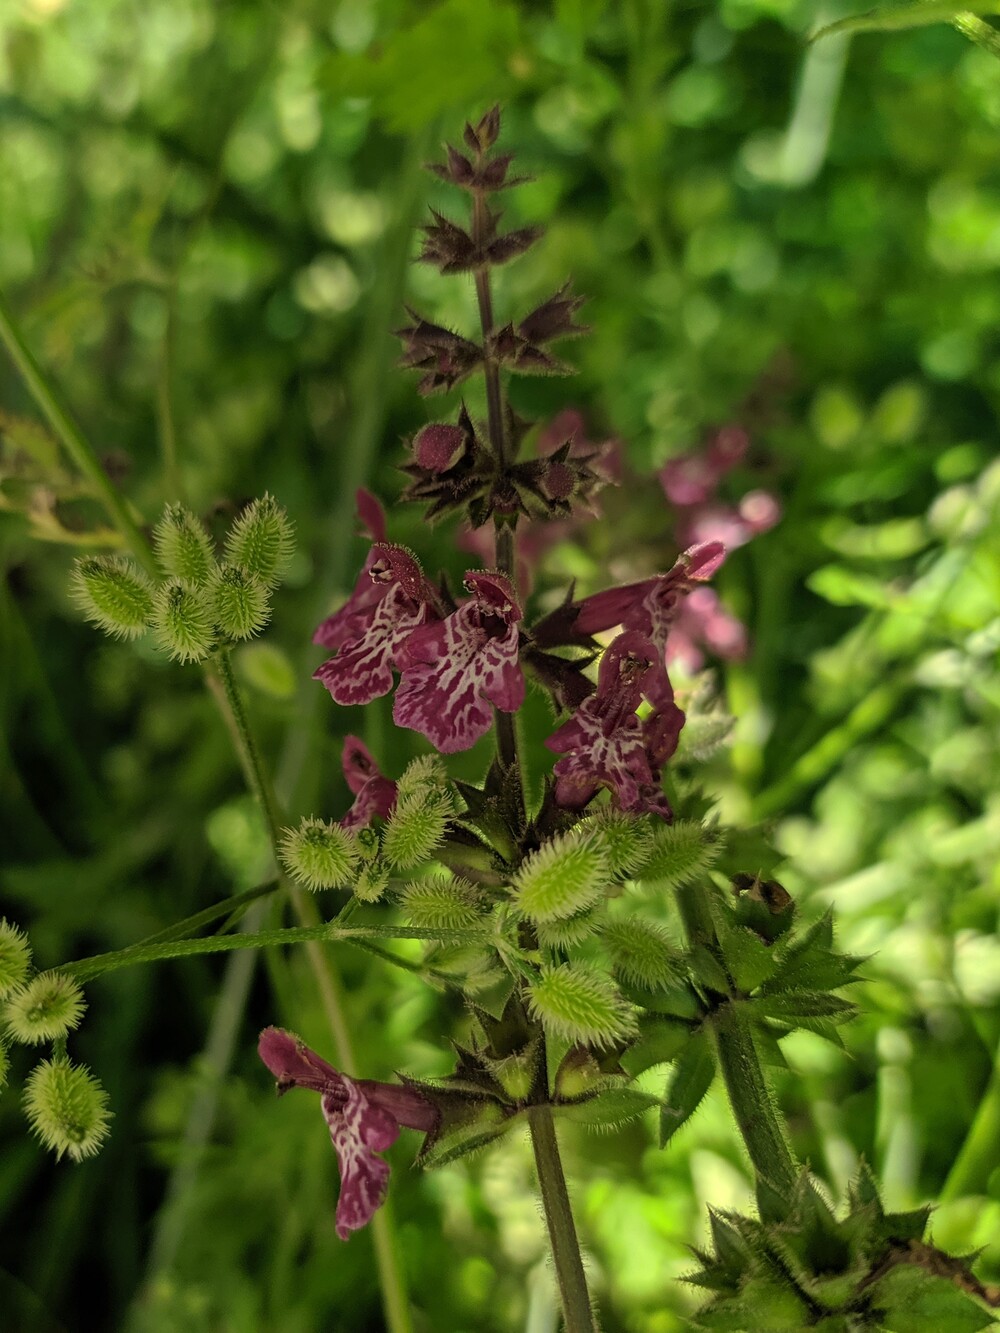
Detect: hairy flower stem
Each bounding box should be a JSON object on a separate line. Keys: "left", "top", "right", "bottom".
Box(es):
{"left": 0, "top": 292, "right": 414, "bottom": 1333}
{"left": 528, "top": 1105, "right": 598, "bottom": 1333}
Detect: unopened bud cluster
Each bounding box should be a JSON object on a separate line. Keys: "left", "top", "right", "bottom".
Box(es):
{"left": 72, "top": 495, "right": 293, "bottom": 662}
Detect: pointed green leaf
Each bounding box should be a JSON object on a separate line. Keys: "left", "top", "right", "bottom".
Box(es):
{"left": 877, "top": 1263, "right": 996, "bottom": 1331}
{"left": 620, "top": 1016, "right": 693, "bottom": 1075}
{"left": 557, "top": 1086, "right": 660, "bottom": 1129}
{"left": 813, "top": 1, "right": 1000, "bottom": 43}
{"left": 660, "top": 1029, "right": 716, "bottom": 1146}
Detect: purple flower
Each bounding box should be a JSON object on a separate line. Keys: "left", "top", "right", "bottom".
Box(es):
{"left": 393, "top": 570, "right": 524, "bottom": 753}
{"left": 313, "top": 544, "right": 440, "bottom": 707}
{"left": 339, "top": 736, "right": 397, "bottom": 831}
{"left": 544, "top": 630, "right": 684, "bottom": 818}
{"left": 666, "top": 586, "right": 749, "bottom": 674}
{"left": 258, "top": 1027, "right": 436, "bottom": 1241}
{"left": 573, "top": 541, "right": 726, "bottom": 665}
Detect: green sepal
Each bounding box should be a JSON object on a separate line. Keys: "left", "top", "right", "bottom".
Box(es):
{"left": 714, "top": 918, "right": 779, "bottom": 993}
{"left": 556, "top": 1086, "right": 660, "bottom": 1130}
{"left": 660, "top": 1027, "right": 716, "bottom": 1146}
{"left": 876, "top": 1263, "right": 996, "bottom": 1332}
{"left": 689, "top": 943, "right": 732, "bottom": 996}
{"left": 751, "top": 991, "right": 858, "bottom": 1025}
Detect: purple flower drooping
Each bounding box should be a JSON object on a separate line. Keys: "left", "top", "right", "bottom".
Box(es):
{"left": 258, "top": 1027, "right": 436, "bottom": 1241}
{"left": 313, "top": 544, "right": 440, "bottom": 707}
{"left": 544, "top": 630, "right": 684, "bottom": 819}
{"left": 339, "top": 736, "right": 397, "bottom": 831}
{"left": 393, "top": 570, "right": 524, "bottom": 753}
{"left": 573, "top": 541, "right": 726, "bottom": 676}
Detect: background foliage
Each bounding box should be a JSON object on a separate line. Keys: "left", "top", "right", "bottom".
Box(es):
{"left": 1, "top": 0, "right": 999, "bottom": 1329}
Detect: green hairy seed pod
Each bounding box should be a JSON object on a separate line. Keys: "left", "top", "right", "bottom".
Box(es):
{"left": 210, "top": 563, "right": 271, "bottom": 640}
{"left": 0, "top": 1040, "right": 9, "bottom": 1093}
{"left": 535, "top": 907, "right": 604, "bottom": 949}
{"left": 510, "top": 831, "right": 609, "bottom": 923}
{"left": 23, "top": 1059, "right": 112, "bottom": 1162}
{"left": 152, "top": 580, "right": 215, "bottom": 662}
{"left": 71, "top": 555, "right": 155, "bottom": 640}
{"left": 394, "top": 754, "right": 449, "bottom": 802}
{"left": 600, "top": 916, "right": 683, "bottom": 989}
{"left": 353, "top": 862, "right": 390, "bottom": 903}
{"left": 528, "top": 963, "right": 636, "bottom": 1049}
{"left": 381, "top": 789, "right": 453, "bottom": 871}
{"left": 153, "top": 504, "right": 216, "bottom": 586}
{"left": 4, "top": 972, "right": 85, "bottom": 1044}
{"left": 632, "top": 819, "right": 718, "bottom": 889}
{"left": 399, "top": 874, "right": 482, "bottom": 930}
{"left": 584, "top": 810, "right": 654, "bottom": 879}
{"left": 224, "top": 494, "right": 294, "bottom": 590}
{"left": 279, "top": 817, "right": 360, "bottom": 891}
{"left": 0, "top": 920, "right": 32, "bottom": 998}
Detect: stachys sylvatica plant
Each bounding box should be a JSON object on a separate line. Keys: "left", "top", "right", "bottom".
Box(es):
{"left": 0, "top": 107, "right": 997, "bottom": 1333}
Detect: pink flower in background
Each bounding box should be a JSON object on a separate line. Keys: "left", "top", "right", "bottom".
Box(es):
{"left": 339, "top": 736, "right": 397, "bottom": 830}
{"left": 313, "top": 544, "right": 440, "bottom": 707}
{"left": 393, "top": 570, "right": 525, "bottom": 753}
{"left": 545, "top": 630, "right": 684, "bottom": 819}
{"left": 259, "top": 1028, "right": 436, "bottom": 1241}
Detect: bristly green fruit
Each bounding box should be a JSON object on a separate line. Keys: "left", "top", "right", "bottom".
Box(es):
{"left": 152, "top": 580, "right": 214, "bottom": 662}
{"left": 395, "top": 754, "right": 449, "bottom": 801}
{"left": 632, "top": 819, "right": 718, "bottom": 889}
{"left": 279, "top": 817, "right": 359, "bottom": 891}
{"left": 584, "top": 809, "right": 654, "bottom": 879}
{"left": 381, "top": 786, "right": 454, "bottom": 871}
{"left": 536, "top": 906, "right": 605, "bottom": 949}
{"left": 71, "top": 555, "right": 155, "bottom": 640}
{"left": 353, "top": 862, "right": 390, "bottom": 902}
{"left": 153, "top": 504, "right": 216, "bottom": 586}
{"left": 0, "top": 1040, "right": 9, "bottom": 1092}
{"left": 224, "top": 494, "right": 294, "bottom": 590}
{"left": 600, "top": 915, "right": 684, "bottom": 990}
{"left": 399, "top": 873, "right": 483, "bottom": 929}
{"left": 4, "top": 972, "right": 85, "bottom": 1044}
{"left": 210, "top": 563, "right": 271, "bottom": 640}
{"left": 23, "top": 1058, "right": 112, "bottom": 1162}
{"left": 510, "top": 830, "right": 610, "bottom": 923}
{"left": 528, "top": 963, "right": 636, "bottom": 1048}
{"left": 0, "top": 920, "right": 32, "bottom": 998}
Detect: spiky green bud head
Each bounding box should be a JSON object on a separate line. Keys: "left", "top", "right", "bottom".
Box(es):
{"left": 536, "top": 907, "right": 604, "bottom": 949}
{"left": 23, "top": 1058, "right": 111, "bottom": 1162}
{"left": 633, "top": 819, "right": 717, "bottom": 889}
{"left": 353, "top": 862, "right": 390, "bottom": 902}
{"left": 395, "top": 754, "right": 449, "bottom": 803}
{"left": 4, "top": 973, "right": 85, "bottom": 1045}
{"left": 279, "top": 818, "right": 359, "bottom": 891}
{"left": 0, "top": 920, "right": 32, "bottom": 998}
{"left": 399, "top": 874, "right": 482, "bottom": 930}
{"left": 381, "top": 790, "right": 453, "bottom": 871}
{"left": 585, "top": 810, "right": 654, "bottom": 879}
{"left": 151, "top": 580, "right": 214, "bottom": 662}
{"left": 528, "top": 963, "right": 636, "bottom": 1049}
{"left": 511, "top": 831, "right": 610, "bottom": 924}
{"left": 601, "top": 916, "right": 684, "bottom": 990}
{"left": 224, "top": 494, "right": 294, "bottom": 590}
{"left": 153, "top": 504, "right": 215, "bottom": 586}
{"left": 0, "top": 1040, "right": 9, "bottom": 1092}
{"left": 210, "top": 563, "right": 271, "bottom": 641}
{"left": 70, "top": 555, "right": 155, "bottom": 640}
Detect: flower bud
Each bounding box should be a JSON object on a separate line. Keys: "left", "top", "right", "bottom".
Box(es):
{"left": 0, "top": 1040, "right": 8, "bottom": 1093}
{"left": 23, "top": 1058, "right": 112, "bottom": 1161}
{"left": 600, "top": 916, "right": 683, "bottom": 990}
{"left": 152, "top": 580, "right": 215, "bottom": 662}
{"left": 280, "top": 818, "right": 360, "bottom": 892}
{"left": 632, "top": 820, "right": 718, "bottom": 889}
{"left": 210, "top": 563, "right": 271, "bottom": 640}
{"left": 381, "top": 793, "right": 452, "bottom": 871}
{"left": 413, "top": 423, "right": 466, "bottom": 472}
{"left": 153, "top": 504, "right": 215, "bottom": 586}
{"left": 224, "top": 494, "right": 294, "bottom": 590}
{"left": 71, "top": 555, "right": 155, "bottom": 640}
{"left": 0, "top": 920, "right": 32, "bottom": 998}
{"left": 353, "top": 862, "right": 390, "bottom": 903}
{"left": 585, "top": 810, "right": 654, "bottom": 879}
{"left": 510, "top": 831, "right": 609, "bottom": 924}
{"left": 4, "top": 972, "right": 85, "bottom": 1045}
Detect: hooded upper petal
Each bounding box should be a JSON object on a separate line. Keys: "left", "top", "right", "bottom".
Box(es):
{"left": 339, "top": 736, "right": 397, "bottom": 830}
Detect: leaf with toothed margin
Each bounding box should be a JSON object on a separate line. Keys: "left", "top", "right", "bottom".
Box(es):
{"left": 556, "top": 1087, "right": 660, "bottom": 1131}
{"left": 660, "top": 1028, "right": 717, "bottom": 1146}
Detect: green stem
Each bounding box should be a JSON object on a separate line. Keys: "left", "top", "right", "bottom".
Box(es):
{"left": 0, "top": 286, "right": 159, "bottom": 577}
{"left": 940, "top": 1036, "right": 1000, "bottom": 1200}
{"left": 713, "top": 1002, "right": 799, "bottom": 1217}
{"left": 527, "top": 1105, "right": 596, "bottom": 1333}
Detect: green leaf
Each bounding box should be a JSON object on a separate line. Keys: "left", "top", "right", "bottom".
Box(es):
{"left": 813, "top": 0, "right": 1000, "bottom": 43}
{"left": 620, "top": 1016, "right": 693, "bottom": 1075}
{"left": 716, "top": 922, "right": 779, "bottom": 993}
{"left": 752, "top": 991, "right": 858, "bottom": 1023}
{"left": 557, "top": 1087, "right": 660, "bottom": 1129}
{"left": 877, "top": 1263, "right": 996, "bottom": 1331}
{"left": 660, "top": 1029, "right": 716, "bottom": 1146}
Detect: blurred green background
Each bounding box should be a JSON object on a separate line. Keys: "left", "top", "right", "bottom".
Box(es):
{"left": 2, "top": 0, "right": 999, "bottom": 1329}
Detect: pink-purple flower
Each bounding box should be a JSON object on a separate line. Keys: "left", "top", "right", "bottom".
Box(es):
{"left": 544, "top": 630, "right": 684, "bottom": 818}
{"left": 258, "top": 1027, "right": 436, "bottom": 1241}
{"left": 339, "top": 736, "right": 397, "bottom": 831}
{"left": 393, "top": 570, "right": 525, "bottom": 753}
{"left": 313, "top": 544, "right": 441, "bottom": 707}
